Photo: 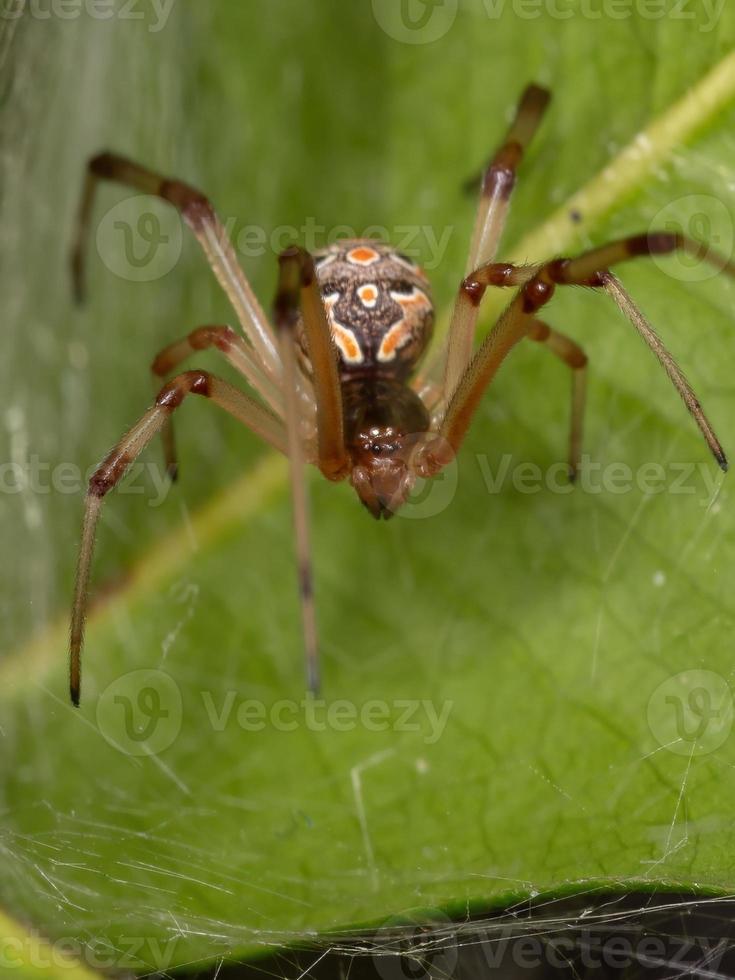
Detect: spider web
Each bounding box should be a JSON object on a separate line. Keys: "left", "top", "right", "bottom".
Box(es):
{"left": 186, "top": 893, "right": 735, "bottom": 980}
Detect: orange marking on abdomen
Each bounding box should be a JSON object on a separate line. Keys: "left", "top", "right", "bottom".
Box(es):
{"left": 348, "top": 246, "right": 380, "bottom": 266}
{"left": 333, "top": 324, "right": 364, "bottom": 364}
{"left": 392, "top": 287, "right": 431, "bottom": 315}
{"left": 358, "top": 283, "right": 379, "bottom": 307}
{"left": 378, "top": 321, "right": 410, "bottom": 361}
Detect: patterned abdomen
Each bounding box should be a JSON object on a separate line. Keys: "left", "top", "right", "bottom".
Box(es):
{"left": 309, "top": 239, "right": 434, "bottom": 381}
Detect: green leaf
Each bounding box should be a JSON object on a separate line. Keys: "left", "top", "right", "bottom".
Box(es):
{"left": 3, "top": 1, "right": 735, "bottom": 973}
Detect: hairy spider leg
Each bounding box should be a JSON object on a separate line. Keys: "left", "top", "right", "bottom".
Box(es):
{"left": 69, "top": 371, "right": 286, "bottom": 705}
{"left": 422, "top": 231, "right": 734, "bottom": 477}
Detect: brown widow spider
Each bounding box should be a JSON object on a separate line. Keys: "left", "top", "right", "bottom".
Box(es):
{"left": 69, "top": 83, "right": 733, "bottom": 705}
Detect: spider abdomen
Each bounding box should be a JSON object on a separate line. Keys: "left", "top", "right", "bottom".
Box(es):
{"left": 308, "top": 239, "right": 434, "bottom": 381}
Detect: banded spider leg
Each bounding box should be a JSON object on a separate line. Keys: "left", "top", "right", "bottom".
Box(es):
{"left": 69, "top": 156, "right": 342, "bottom": 704}
{"left": 420, "top": 231, "right": 735, "bottom": 480}
{"left": 69, "top": 371, "right": 287, "bottom": 705}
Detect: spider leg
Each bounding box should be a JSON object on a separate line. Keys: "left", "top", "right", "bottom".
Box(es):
{"left": 441, "top": 84, "right": 550, "bottom": 400}
{"left": 271, "top": 247, "right": 349, "bottom": 694}
{"left": 71, "top": 152, "right": 281, "bottom": 384}
{"left": 418, "top": 290, "right": 534, "bottom": 476}
{"left": 275, "top": 246, "right": 347, "bottom": 481}
{"left": 423, "top": 230, "right": 735, "bottom": 475}
{"left": 69, "top": 370, "right": 287, "bottom": 706}
{"left": 152, "top": 325, "right": 289, "bottom": 480}
{"left": 416, "top": 377, "right": 444, "bottom": 419}
{"left": 526, "top": 319, "right": 588, "bottom": 480}
{"left": 466, "top": 84, "right": 551, "bottom": 274}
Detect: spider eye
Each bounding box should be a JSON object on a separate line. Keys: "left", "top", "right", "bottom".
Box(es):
{"left": 370, "top": 442, "right": 397, "bottom": 456}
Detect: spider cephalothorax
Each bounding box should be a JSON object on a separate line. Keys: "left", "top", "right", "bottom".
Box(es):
{"left": 69, "top": 84, "right": 732, "bottom": 703}
{"left": 342, "top": 375, "right": 431, "bottom": 519}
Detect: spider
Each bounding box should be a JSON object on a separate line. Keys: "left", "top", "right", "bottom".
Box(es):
{"left": 69, "top": 83, "right": 733, "bottom": 706}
